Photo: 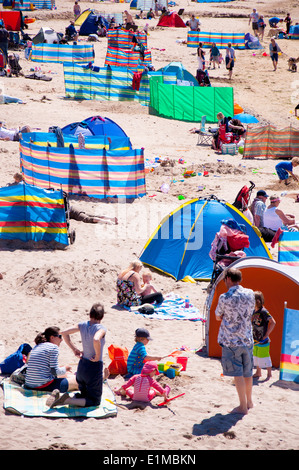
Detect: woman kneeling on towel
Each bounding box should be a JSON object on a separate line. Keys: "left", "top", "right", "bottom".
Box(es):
{"left": 117, "top": 260, "right": 164, "bottom": 308}
{"left": 24, "top": 327, "right": 77, "bottom": 393}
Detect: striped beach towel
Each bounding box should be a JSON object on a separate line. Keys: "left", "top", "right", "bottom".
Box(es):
{"left": 133, "top": 293, "right": 205, "bottom": 321}
{"left": 1, "top": 379, "right": 117, "bottom": 418}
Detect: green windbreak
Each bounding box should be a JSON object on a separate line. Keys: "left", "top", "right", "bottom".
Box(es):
{"left": 214, "top": 87, "right": 234, "bottom": 119}
{"left": 149, "top": 81, "right": 234, "bottom": 122}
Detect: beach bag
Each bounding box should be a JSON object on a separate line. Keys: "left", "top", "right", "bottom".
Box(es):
{"left": 108, "top": 344, "right": 129, "bottom": 375}
{"left": 0, "top": 343, "right": 32, "bottom": 375}
{"left": 10, "top": 364, "right": 27, "bottom": 385}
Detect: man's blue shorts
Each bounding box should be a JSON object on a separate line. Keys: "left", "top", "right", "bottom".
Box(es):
{"left": 221, "top": 345, "right": 253, "bottom": 378}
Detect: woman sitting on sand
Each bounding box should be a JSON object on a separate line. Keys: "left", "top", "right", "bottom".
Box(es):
{"left": 24, "top": 327, "right": 77, "bottom": 393}
{"left": 117, "top": 260, "right": 163, "bottom": 308}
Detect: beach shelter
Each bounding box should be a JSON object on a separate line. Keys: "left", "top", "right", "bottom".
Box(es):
{"left": 32, "top": 27, "right": 61, "bottom": 45}
{"left": 139, "top": 196, "right": 271, "bottom": 281}
{"left": 78, "top": 11, "right": 109, "bottom": 36}
{"left": 155, "top": 62, "right": 199, "bottom": 86}
{"left": 0, "top": 11, "right": 23, "bottom": 31}
{"left": 74, "top": 8, "right": 93, "bottom": 27}
{"left": 288, "top": 25, "right": 299, "bottom": 39}
{"left": 279, "top": 305, "right": 299, "bottom": 383}
{"left": 206, "top": 257, "right": 299, "bottom": 368}
{"left": 62, "top": 116, "right": 130, "bottom": 139}
{"left": 157, "top": 12, "right": 186, "bottom": 28}
{"left": 0, "top": 182, "right": 69, "bottom": 246}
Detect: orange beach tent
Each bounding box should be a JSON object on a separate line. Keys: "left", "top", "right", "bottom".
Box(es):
{"left": 206, "top": 257, "right": 299, "bottom": 368}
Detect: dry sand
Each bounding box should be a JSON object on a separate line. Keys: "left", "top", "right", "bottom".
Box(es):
{"left": 0, "top": 0, "right": 299, "bottom": 452}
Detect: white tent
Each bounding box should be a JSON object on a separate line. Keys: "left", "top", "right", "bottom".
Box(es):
{"left": 32, "top": 27, "right": 61, "bottom": 45}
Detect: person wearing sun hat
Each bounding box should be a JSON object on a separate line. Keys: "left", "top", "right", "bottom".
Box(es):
{"left": 115, "top": 361, "right": 170, "bottom": 402}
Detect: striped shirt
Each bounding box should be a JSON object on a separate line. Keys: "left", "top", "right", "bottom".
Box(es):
{"left": 122, "top": 374, "right": 165, "bottom": 402}
{"left": 127, "top": 342, "right": 147, "bottom": 376}
{"left": 25, "top": 342, "right": 66, "bottom": 388}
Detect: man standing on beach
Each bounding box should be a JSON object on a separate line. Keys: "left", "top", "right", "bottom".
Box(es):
{"left": 249, "top": 8, "right": 259, "bottom": 36}
{"left": 215, "top": 268, "right": 255, "bottom": 415}
{"left": 225, "top": 42, "right": 235, "bottom": 80}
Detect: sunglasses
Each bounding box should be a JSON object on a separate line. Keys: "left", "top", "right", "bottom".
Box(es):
{"left": 53, "top": 334, "right": 62, "bottom": 339}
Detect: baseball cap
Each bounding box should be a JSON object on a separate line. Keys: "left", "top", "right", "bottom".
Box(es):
{"left": 257, "top": 190, "right": 269, "bottom": 198}
{"left": 141, "top": 361, "right": 159, "bottom": 375}
{"left": 135, "top": 327, "right": 152, "bottom": 340}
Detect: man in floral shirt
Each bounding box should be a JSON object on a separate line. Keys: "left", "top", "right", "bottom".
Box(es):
{"left": 215, "top": 268, "right": 255, "bottom": 415}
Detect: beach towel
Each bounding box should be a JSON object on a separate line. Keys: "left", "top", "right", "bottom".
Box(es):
{"left": 133, "top": 293, "right": 205, "bottom": 321}
{"left": 1, "top": 379, "right": 117, "bottom": 418}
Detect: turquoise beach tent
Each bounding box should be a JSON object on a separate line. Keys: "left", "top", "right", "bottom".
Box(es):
{"left": 139, "top": 196, "right": 271, "bottom": 281}
{"left": 156, "top": 62, "right": 199, "bottom": 86}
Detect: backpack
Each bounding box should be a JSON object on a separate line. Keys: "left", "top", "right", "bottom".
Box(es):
{"left": 0, "top": 343, "right": 32, "bottom": 375}
{"left": 107, "top": 344, "right": 129, "bottom": 375}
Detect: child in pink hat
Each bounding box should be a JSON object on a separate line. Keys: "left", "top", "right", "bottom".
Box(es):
{"left": 116, "top": 361, "right": 170, "bottom": 403}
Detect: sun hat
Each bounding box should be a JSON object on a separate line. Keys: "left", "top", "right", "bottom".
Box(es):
{"left": 141, "top": 361, "right": 159, "bottom": 375}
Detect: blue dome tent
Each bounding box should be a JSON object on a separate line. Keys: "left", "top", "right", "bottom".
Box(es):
{"left": 78, "top": 12, "right": 109, "bottom": 36}
{"left": 139, "top": 196, "right": 271, "bottom": 281}
{"left": 62, "top": 116, "right": 132, "bottom": 148}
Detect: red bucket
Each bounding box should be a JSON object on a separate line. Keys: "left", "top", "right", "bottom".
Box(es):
{"left": 176, "top": 356, "right": 188, "bottom": 371}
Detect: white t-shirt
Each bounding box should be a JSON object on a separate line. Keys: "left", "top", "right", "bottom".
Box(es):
{"left": 264, "top": 206, "right": 282, "bottom": 231}
{"left": 0, "top": 126, "right": 17, "bottom": 140}
{"left": 250, "top": 11, "right": 259, "bottom": 23}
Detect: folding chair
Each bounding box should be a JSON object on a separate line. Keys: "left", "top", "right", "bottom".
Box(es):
{"left": 197, "top": 116, "right": 213, "bottom": 146}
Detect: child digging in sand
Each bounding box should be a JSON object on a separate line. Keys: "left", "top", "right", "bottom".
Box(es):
{"left": 126, "top": 328, "right": 167, "bottom": 378}
{"left": 275, "top": 157, "right": 299, "bottom": 186}
{"left": 116, "top": 361, "right": 170, "bottom": 403}
{"left": 252, "top": 291, "right": 276, "bottom": 380}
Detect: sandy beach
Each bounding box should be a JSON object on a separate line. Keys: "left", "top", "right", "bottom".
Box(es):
{"left": 0, "top": 0, "right": 299, "bottom": 452}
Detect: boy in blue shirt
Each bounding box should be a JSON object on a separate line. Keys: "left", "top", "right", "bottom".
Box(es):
{"left": 275, "top": 157, "right": 299, "bottom": 185}
{"left": 126, "top": 328, "right": 166, "bottom": 377}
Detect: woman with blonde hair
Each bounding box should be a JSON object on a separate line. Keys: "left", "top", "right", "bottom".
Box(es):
{"left": 117, "top": 260, "right": 163, "bottom": 307}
